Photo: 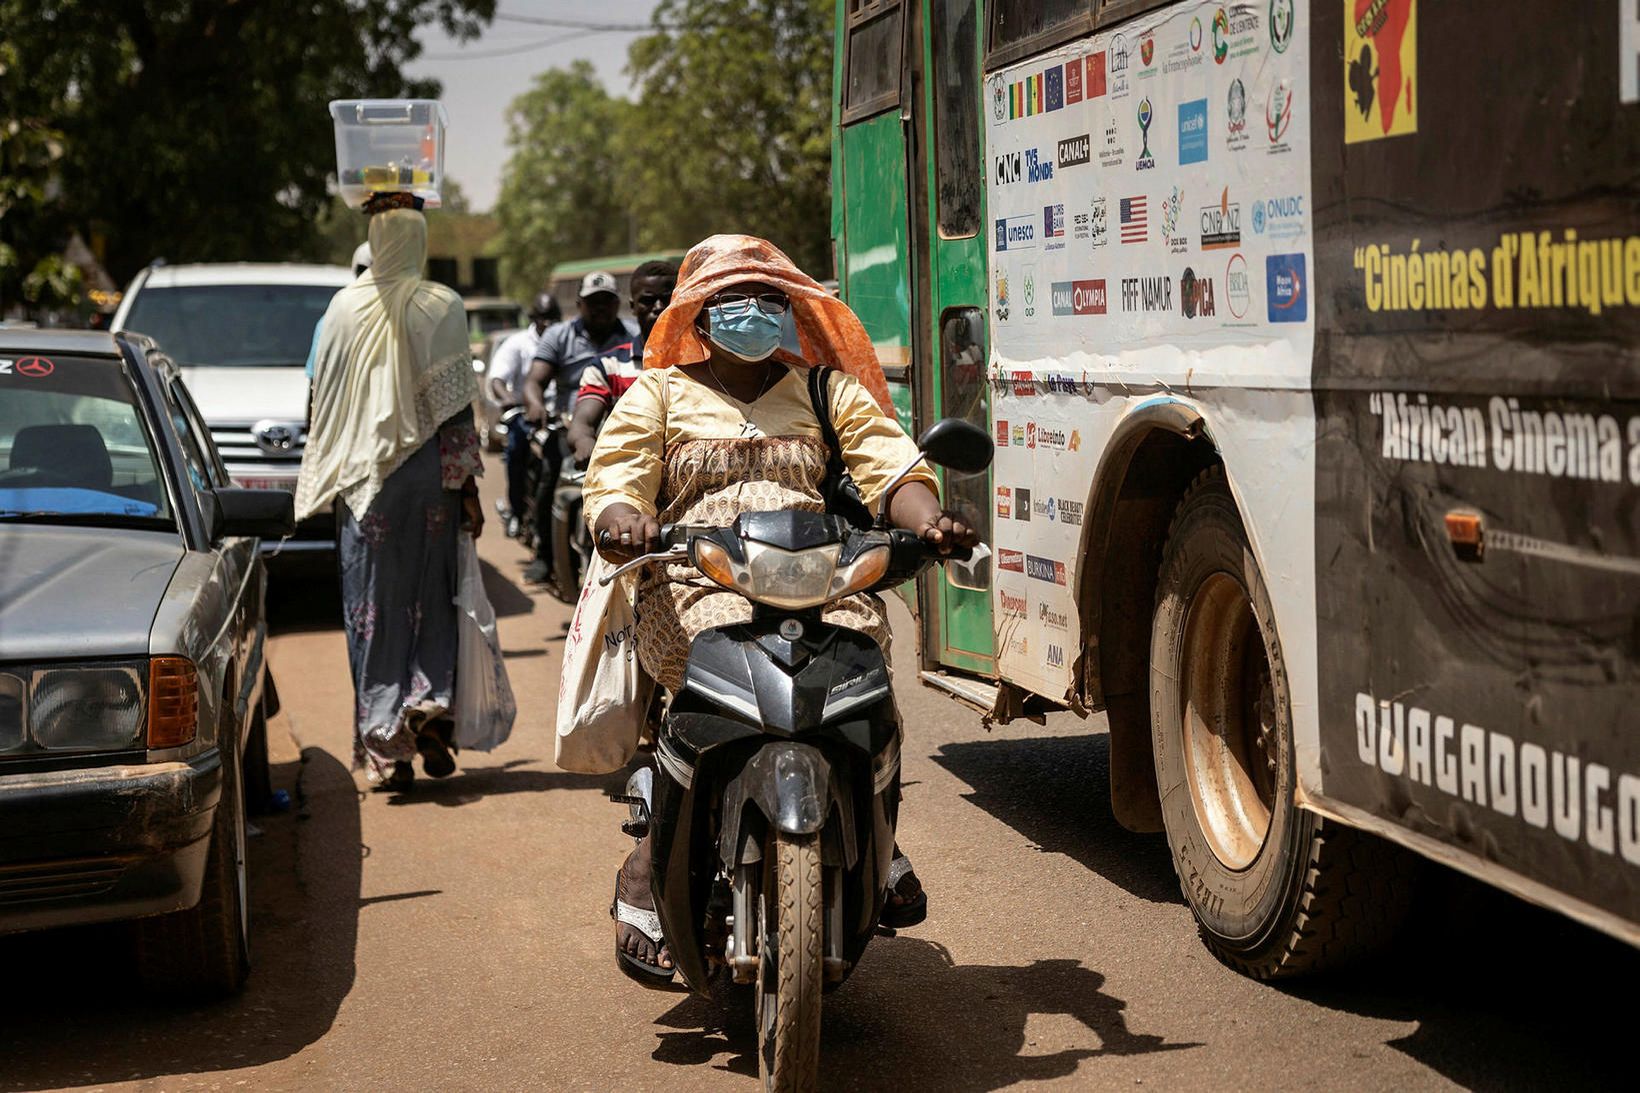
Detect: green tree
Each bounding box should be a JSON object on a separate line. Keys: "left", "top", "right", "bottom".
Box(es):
{"left": 0, "top": 17, "right": 77, "bottom": 312}
{"left": 624, "top": 0, "right": 834, "bottom": 274}
{"left": 1, "top": 0, "right": 495, "bottom": 293}
{"left": 492, "top": 62, "right": 635, "bottom": 301}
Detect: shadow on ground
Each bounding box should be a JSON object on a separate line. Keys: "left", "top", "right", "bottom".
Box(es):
{"left": 267, "top": 569, "right": 343, "bottom": 635}
{"left": 649, "top": 936, "right": 1197, "bottom": 1090}
{"left": 0, "top": 746, "right": 362, "bottom": 1090}
{"left": 480, "top": 557, "right": 535, "bottom": 619}
{"left": 1279, "top": 866, "right": 1638, "bottom": 1089}
{"left": 930, "top": 731, "right": 1180, "bottom": 905}
{"left": 266, "top": 557, "right": 536, "bottom": 631}
{"left": 381, "top": 758, "right": 627, "bottom": 808}
{"left": 929, "top": 724, "right": 1638, "bottom": 1086}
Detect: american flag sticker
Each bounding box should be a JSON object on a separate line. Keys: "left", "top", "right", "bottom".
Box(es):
{"left": 1119, "top": 196, "right": 1147, "bottom": 243}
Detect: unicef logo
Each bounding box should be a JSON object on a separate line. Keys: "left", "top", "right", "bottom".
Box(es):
{"left": 1251, "top": 201, "right": 1266, "bottom": 234}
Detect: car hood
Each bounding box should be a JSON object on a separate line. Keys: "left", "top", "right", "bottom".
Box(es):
{"left": 0, "top": 526, "right": 184, "bottom": 661}
{"left": 180, "top": 366, "right": 309, "bottom": 422}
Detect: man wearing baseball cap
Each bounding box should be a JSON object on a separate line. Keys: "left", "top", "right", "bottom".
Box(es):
{"left": 521, "top": 270, "right": 637, "bottom": 584}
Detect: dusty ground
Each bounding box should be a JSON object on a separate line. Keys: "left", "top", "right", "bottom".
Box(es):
{"left": 1, "top": 458, "right": 1633, "bottom": 1091}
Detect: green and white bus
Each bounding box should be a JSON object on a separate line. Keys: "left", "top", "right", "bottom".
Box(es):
{"left": 832, "top": 0, "right": 1640, "bottom": 975}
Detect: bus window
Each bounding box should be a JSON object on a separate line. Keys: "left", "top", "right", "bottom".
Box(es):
{"left": 932, "top": 0, "right": 981, "bottom": 238}
{"left": 987, "top": 0, "right": 1088, "bottom": 65}
{"left": 843, "top": 0, "right": 902, "bottom": 120}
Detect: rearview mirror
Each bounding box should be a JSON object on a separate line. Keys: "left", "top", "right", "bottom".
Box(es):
{"left": 212, "top": 487, "right": 295, "bottom": 541}
{"left": 946, "top": 542, "right": 991, "bottom": 591}
{"left": 917, "top": 418, "right": 993, "bottom": 474}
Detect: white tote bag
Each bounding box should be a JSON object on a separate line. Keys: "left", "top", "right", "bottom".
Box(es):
{"left": 453, "top": 533, "right": 517, "bottom": 752}
{"left": 555, "top": 551, "right": 653, "bottom": 773}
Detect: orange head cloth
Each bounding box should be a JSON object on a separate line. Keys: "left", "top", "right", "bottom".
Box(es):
{"left": 642, "top": 234, "right": 893, "bottom": 412}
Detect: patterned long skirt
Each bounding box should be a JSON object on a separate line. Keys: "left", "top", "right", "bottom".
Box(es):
{"left": 337, "top": 437, "right": 462, "bottom": 778}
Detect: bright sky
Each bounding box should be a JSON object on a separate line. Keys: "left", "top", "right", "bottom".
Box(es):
{"left": 403, "top": 2, "right": 661, "bottom": 213}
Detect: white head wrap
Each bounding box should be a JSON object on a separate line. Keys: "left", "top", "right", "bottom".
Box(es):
{"left": 295, "top": 209, "right": 476, "bottom": 520}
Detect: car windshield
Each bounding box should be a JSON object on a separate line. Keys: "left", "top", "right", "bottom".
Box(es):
{"left": 122, "top": 283, "right": 340, "bottom": 367}
{"left": 0, "top": 355, "right": 174, "bottom": 528}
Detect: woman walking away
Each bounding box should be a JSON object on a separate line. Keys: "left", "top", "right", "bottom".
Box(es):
{"left": 296, "top": 197, "right": 485, "bottom": 791}
{"left": 582, "top": 234, "right": 978, "bottom": 983}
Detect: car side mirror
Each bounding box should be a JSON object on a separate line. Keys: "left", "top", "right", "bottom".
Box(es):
{"left": 916, "top": 418, "right": 993, "bottom": 474}
{"left": 211, "top": 487, "right": 295, "bottom": 541}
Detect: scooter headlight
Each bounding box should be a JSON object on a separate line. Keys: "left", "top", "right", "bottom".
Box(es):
{"left": 740, "top": 541, "right": 842, "bottom": 609}
{"left": 693, "top": 540, "right": 891, "bottom": 610}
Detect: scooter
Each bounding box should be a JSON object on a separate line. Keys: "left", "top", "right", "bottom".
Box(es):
{"left": 605, "top": 418, "right": 993, "bottom": 1092}
{"left": 549, "top": 465, "right": 594, "bottom": 605}
{"left": 497, "top": 405, "right": 568, "bottom": 560}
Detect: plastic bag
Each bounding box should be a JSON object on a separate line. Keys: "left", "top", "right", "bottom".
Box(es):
{"left": 453, "top": 532, "right": 517, "bottom": 752}
{"left": 555, "top": 551, "right": 652, "bottom": 773}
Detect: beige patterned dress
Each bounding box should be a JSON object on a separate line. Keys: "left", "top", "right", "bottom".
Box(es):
{"left": 582, "top": 365, "right": 936, "bottom": 692}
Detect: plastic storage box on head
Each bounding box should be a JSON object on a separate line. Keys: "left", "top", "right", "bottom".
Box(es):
{"left": 330, "top": 99, "right": 446, "bottom": 209}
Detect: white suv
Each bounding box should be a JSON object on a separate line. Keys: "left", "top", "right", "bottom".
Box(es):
{"left": 113, "top": 262, "right": 353, "bottom": 559}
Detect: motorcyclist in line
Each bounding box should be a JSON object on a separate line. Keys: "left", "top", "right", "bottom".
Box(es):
{"left": 567, "top": 260, "right": 677, "bottom": 466}
{"left": 522, "top": 272, "right": 636, "bottom": 584}
{"left": 488, "top": 292, "right": 561, "bottom": 538}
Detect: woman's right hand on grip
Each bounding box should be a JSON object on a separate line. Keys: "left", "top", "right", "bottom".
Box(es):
{"left": 594, "top": 504, "right": 662, "bottom": 562}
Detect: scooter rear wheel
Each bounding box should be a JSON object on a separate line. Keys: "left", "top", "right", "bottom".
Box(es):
{"left": 757, "top": 831, "right": 822, "bottom": 1092}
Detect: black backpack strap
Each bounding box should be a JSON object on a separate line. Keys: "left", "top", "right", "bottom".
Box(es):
{"left": 807, "top": 365, "right": 844, "bottom": 468}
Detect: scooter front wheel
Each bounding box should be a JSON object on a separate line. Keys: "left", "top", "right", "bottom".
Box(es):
{"left": 757, "top": 831, "right": 822, "bottom": 1092}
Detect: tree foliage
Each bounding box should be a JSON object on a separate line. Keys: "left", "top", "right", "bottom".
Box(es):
{"left": 626, "top": 0, "right": 834, "bottom": 274}
{"left": 494, "top": 62, "right": 634, "bottom": 300}
{"left": 0, "top": 0, "right": 495, "bottom": 308}
{"left": 492, "top": 0, "right": 835, "bottom": 295}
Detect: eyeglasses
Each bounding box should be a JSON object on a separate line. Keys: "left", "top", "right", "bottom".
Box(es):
{"left": 709, "top": 292, "right": 790, "bottom": 316}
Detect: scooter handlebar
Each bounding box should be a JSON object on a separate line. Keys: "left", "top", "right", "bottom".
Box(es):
{"left": 596, "top": 524, "right": 973, "bottom": 589}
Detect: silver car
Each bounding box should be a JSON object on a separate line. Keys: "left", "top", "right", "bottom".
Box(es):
{"left": 0, "top": 329, "right": 292, "bottom": 997}
{"left": 112, "top": 261, "right": 354, "bottom": 563}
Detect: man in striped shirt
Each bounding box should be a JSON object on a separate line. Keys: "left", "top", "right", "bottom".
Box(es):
{"left": 567, "top": 259, "right": 677, "bottom": 467}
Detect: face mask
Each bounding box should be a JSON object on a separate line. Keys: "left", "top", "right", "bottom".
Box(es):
{"left": 703, "top": 300, "right": 783, "bottom": 362}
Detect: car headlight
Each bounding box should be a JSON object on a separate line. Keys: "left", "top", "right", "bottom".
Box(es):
{"left": 29, "top": 662, "right": 147, "bottom": 751}
{"left": 694, "top": 540, "right": 890, "bottom": 610}
{"left": 0, "top": 672, "right": 25, "bottom": 753}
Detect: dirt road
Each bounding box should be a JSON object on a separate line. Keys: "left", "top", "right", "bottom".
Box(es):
{"left": 1, "top": 461, "right": 1633, "bottom": 1091}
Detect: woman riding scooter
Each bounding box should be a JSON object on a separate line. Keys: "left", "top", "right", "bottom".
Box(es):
{"left": 581, "top": 234, "right": 978, "bottom": 982}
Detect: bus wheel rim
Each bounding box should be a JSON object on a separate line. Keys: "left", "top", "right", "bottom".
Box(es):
{"left": 1179, "top": 571, "right": 1278, "bottom": 872}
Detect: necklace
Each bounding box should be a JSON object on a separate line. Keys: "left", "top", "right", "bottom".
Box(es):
{"left": 708, "top": 358, "right": 778, "bottom": 405}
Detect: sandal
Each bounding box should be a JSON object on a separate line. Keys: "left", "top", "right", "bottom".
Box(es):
{"left": 879, "top": 851, "right": 928, "bottom": 929}
{"left": 374, "top": 760, "right": 415, "bottom": 793}
{"left": 611, "top": 871, "right": 676, "bottom": 987}
{"left": 416, "top": 726, "right": 456, "bottom": 779}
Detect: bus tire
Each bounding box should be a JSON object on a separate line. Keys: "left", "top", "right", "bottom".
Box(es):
{"left": 1150, "top": 466, "right": 1412, "bottom": 978}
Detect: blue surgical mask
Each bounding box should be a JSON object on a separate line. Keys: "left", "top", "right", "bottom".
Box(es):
{"left": 704, "top": 300, "right": 783, "bottom": 362}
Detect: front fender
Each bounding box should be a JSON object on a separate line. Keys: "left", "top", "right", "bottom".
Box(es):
{"left": 718, "top": 742, "right": 856, "bottom": 873}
